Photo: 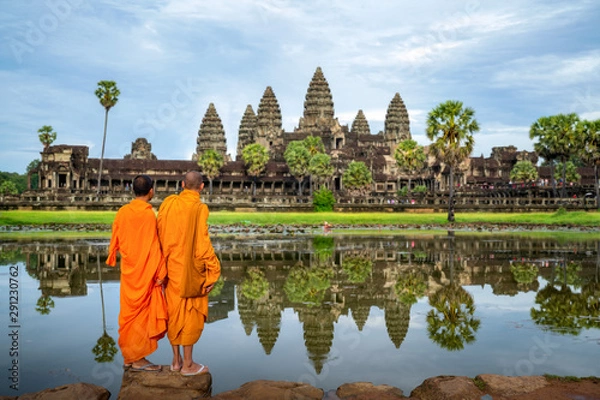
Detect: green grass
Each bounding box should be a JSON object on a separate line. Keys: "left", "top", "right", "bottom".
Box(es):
{"left": 1, "top": 210, "right": 600, "bottom": 227}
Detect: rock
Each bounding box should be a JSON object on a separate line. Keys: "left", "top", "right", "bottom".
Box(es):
{"left": 409, "top": 375, "right": 484, "bottom": 400}
{"left": 118, "top": 365, "right": 211, "bottom": 399}
{"left": 10, "top": 383, "right": 110, "bottom": 400}
{"left": 476, "top": 374, "right": 548, "bottom": 397}
{"left": 336, "top": 382, "right": 405, "bottom": 399}
{"left": 211, "top": 380, "right": 324, "bottom": 400}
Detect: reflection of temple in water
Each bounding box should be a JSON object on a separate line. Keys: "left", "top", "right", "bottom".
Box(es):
{"left": 3, "top": 236, "right": 597, "bottom": 373}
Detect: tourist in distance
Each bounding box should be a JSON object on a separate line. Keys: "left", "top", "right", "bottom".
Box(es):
{"left": 106, "top": 174, "right": 167, "bottom": 372}
{"left": 157, "top": 171, "right": 221, "bottom": 376}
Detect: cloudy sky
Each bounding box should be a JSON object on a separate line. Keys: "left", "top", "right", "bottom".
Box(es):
{"left": 1, "top": 0, "right": 599, "bottom": 173}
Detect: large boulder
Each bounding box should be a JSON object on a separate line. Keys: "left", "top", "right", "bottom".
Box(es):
{"left": 335, "top": 382, "right": 405, "bottom": 399}
{"left": 1, "top": 383, "right": 110, "bottom": 400}
{"left": 211, "top": 380, "right": 324, "bottom": 400}
{"left": 476, "top": 374, "right": 548, "bottom": 397}
{"left": 409, "top": 375, "right": 484, "bottom": 400}
{"left": 118, "top": 365, "right": 211, "bottom": 399}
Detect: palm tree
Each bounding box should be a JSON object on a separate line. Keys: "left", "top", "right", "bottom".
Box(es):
{"left": 510, "top": 160, "right": 539, "bottom": 185}
{"left": 241, "top": 143, "right": 269, "bottom": 196}
{"left": 303, "top": 136, "right": 326, "bottom": 194}
{"left": 579, "top": 119, "right": 600, "bottom": 208}
{"left": 308, "top": 153, "right": 334, "bottom": 190}
{"left": 394, "top": 139, "right": 426, "bottom": 194}
{"left": 197, "top": 149, "right": 224, "bottom": 195}
{"left": 37, "top": 125, "right": 57, "bottom": 150}
{"left": 92, "top": 254, "right": 117, "bottom": 362}
{"left": 342, "top": 161, "right": 372, "bottom": 200}
{"left": 426, "top": 100, "right": 479, "bottom": 222}
{"left": 284, "top": 141, "right": 311, "bottom": 196}
{"left": 529, "top": 113, "right": 582, "bottom": 198}
{"left": 94, "top": 80, "right": 120, "bottom": 199}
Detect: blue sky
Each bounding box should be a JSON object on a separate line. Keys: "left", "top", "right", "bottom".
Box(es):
{"left": 1, "top": 0, "right": 599, "bottom": 173}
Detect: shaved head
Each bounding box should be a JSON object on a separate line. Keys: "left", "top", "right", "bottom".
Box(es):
{"left": 184, "top": 171, "right": 204, "bottom": 190}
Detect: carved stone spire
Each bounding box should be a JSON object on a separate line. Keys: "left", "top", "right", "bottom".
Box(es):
{"left": 298, "top": 67, "right": 335, "bottom": 131}
{"left": 384, "top": 93, "right": 411, "bottom": 149}
{"left": 196, "top": 103, "right": 227, "bottom": 160}
{"left": 255, "top": 86, "right": 283, "bottom": 150}
{"left": 237, "top": 104, "right": 257, "bottom": 158}
{"left": 351, "top": 109, "right": 371, "bottom": 136}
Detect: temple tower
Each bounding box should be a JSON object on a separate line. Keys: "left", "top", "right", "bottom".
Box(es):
{"left": 237, "top": 104, "right": 258, "bottom": 158}
{"left": 384, "top": 93, "right": 411, "bottom": 151}
{"left": 255, "top": 86, "right": 284, "bottom": 151}
{"left": 195, "top": 103, "right": 228, "bottom": 161}
{"left": 298, "top": 67, "right": 336, "bottom": 132}
{"left": 351, "top": 110, "right": 371, "bottom": 136}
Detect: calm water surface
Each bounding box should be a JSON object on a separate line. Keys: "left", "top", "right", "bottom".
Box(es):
{"left": 0, "top": 233, "right": 599, "bottom": 397}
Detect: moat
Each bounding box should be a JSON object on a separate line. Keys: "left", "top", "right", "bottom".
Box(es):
{"left": 0, "top": 233, "right": 598, "bottom": 397}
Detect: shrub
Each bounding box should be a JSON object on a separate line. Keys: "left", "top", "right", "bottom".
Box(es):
{"left": 397, "top": 187, "right": 408, "bottom": 197}
{"left": 313, "top": 188, "right": 335, "bottom": 212}
{"left": 413, "top": 185, "right": 428, "bottom": 194}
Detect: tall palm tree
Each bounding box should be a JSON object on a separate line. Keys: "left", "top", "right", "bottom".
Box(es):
{"left": 284, "top": 141, "right": 311, "bottom": 196}
{"left": 197, "top": 148, "right": 224, "bottom": 195}
{"left": 394, "top": 139, "right": 426, "bottom": 193}
{"left": 529, "top": 113, "right": 582, "bottom": 198}
{"left": 241, "top": 143, "right": 269, "bottom": 196}
{"left": 426, "top": 100, "right": 479, "bottom": 222}
{"left": 94, "top": 80, "right": 120, "bottom": 199}
{"left": 37, "top": 125, "right": 57, "bottom": 150}
{"left": 308, "top": 153, "right": 334, "bottom": 190}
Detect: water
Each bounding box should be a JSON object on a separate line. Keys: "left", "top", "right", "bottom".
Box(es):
{"left": 0, "top": 234, "right": 598, "bottom": 397}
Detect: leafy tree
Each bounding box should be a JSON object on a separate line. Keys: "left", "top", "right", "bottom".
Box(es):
{"left": 394, "top": 139, "right": 426, "bottom": 193}
{"left": 342, "top": 256, "right": 373, "bottom": 283}
{"left": 510, "top": 160, "right": 539, "bottom": 184}
{"left": 394, "top": 271, "right": 427, "bottom": 305}
{"left": 553, "top": 161, "right": 580, "bottom": 186}
{"left": 313, "top": 187, "right": 335, "bottom": 212}
{"left": 0, "top": 180, "right": 18, "bottom": 196}
{"left": 579, "top": 119, "right": 600, "bottom": 208}
{"left": 94, "top": 80, "right": 120, "bottom": 198}
{"left": 92, "top": 332, "right": 117, "bottom": 363}
{"left": 197, "top": 149, "right": 224, "bottom": 195}
{"left": 303, "top": 136, "right": 326, "bottom": 194}
{"left": 284, "top": 265, "right": 333, "bottom": 307}
{"left": 242, "top": 143, "right": 269, "bottom": 196}
{"left": 529, "top": 113, "right": 583, "bottom": 198}
{"left": 308, "top": 153, "right": 334, "bottom": 190}
{"left": 35, "top": 294, "right": 55, "bottom": 315}
{"left": 37, "top": 125, "right": 57, "bottom": 150}
{"left": 342, "top": 161, "right": 372, "bottom": 197}
{"left": 284, "top": 141, "right": 311, "bottom": 196}
{"left": 240, "top": 268, "right": 269, "bottom": 300}
{"left": 303, "top": 135, "right": 325, "bottom": 155}
{"left": 426, "top": 100, "right": 479, "bottom": 222}
{"left": 510, "top": 263, "right": 539, "bottom": 284}
{"left": 27, "top": 159, "right": 40, "bottom": 190}
{"left": 427, "top": 284, "right": 481, "bottom": 351}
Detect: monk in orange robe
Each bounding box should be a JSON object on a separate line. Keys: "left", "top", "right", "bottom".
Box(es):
{"left": 157, "top": 171, "right": 221, "bottom": 376}
{"left": 106, "top": 175, "right": 167, "bottom": 371}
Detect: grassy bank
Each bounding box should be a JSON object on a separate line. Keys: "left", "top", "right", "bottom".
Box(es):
{"left": 1, "top": 209, "right": 600, "bottom": 227}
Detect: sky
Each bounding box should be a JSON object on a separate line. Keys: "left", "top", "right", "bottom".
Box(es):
{"left": 1, "top": 0, "right": 600, "bottom": 174}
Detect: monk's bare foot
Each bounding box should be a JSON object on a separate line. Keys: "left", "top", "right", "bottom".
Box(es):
{"left": 131, "top": 358, "right": 161, "bottom": 372}
{"left": 170, "top": 354, "right": 182, "bottom": 372}
{"left": 180, "top": 362, "right": 209, "bottom": 376}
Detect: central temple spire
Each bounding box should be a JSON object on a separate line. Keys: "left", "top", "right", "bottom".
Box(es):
{"left": 298, "top": 66, "right": 336, "bottom": 132}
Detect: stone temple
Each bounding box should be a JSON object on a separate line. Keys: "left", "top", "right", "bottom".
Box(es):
{"left": 24, "top": 66, "right": 593, "bottom": 208}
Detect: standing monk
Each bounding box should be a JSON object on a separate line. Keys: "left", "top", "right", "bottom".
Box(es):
{"left": 157, "top": 171, "right": 221, "bottom": 376}
{"left": 106, "top": 174, "right": 167, "bottom": 371}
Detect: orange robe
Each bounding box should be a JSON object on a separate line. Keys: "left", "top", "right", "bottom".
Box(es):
{"left": 157, "top": 189, "right": 221, "bottom": 346}
{"left": 106, "top": 199, "right": 168, "bottom": 364}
